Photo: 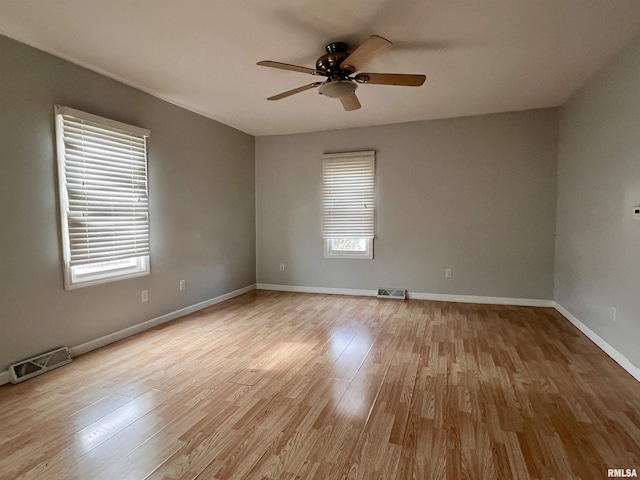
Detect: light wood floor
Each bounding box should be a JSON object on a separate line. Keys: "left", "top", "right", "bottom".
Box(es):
{"left": 1, "top": 291, "right": 639, "bottom": 480}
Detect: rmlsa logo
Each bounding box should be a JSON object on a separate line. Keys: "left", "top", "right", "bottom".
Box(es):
{"left": 608, "top": 469, "right": 638, "bottom": 478}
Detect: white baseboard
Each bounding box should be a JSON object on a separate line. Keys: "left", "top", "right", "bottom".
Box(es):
{"left": 553, "top": 302, "right": 640, "bottom": 382}
{"left": 256, "top": 283, "right": 555, "bottom": 307}
{"left": 257, "top": 283, "right": 377, "bottom": 297}
{"left": 0, "top": 284, "right": 256, "bottom": 386}
{"left": 407, "top": 291, "right": 554, "bottom": 307}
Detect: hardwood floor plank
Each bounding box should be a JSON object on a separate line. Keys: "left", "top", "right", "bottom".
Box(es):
{"left": 8, "top": 389, "right": 171, "bottom": 480}
{"left": 94, "top": 407, "right": 207, "bottom": 480}
{"left": 70, "top": 393, "right": 135, "bottom": 430}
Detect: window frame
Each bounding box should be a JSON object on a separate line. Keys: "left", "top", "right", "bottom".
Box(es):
{"left": 54, "top": 105, "right": 151, "bottom": 290}
{"left": 65, "top": 256, "right": 150, "bottom": 290}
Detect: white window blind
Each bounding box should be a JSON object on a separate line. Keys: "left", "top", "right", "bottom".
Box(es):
{"left": 322, "top": 151, "right": 375, "bottom": 239}
{"left": 55, "top": 106, "right": 151, "bottom": 270}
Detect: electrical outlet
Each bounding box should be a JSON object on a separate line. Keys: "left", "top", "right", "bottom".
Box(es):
{"left": 445, "top": 268, "right": 452, "bottom": 278}
{"left": 280, "top": 263, "right": 285, "bottom": 272}
{"left": 610, "top": 306, "right": 617, "bottom": 322}
{"left": 141, "top": 289, "right": 148, "bottom": 303}
{"left": 179, "top": 279, "right": 186, "bottom": 291}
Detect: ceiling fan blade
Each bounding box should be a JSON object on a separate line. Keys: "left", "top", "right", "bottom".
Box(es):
{"left": 340, "top": 92, "right": 361, "bottom": 111}
{"left": 355, "top": 73, "right": 426, "bottom": 86}
{"left": 267, "top": 82, "right": 323, "bottom": 101}
{"left": 340, "top": 35, "right": 392, "bottom": 73}
{"left": 257, "top": 60, "right": 324, "bottom": 76}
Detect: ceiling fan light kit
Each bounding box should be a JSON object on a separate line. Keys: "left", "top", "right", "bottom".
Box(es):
{"left": 257, "top": 35, "right": 426, "bottom": 111}
{"left": 318, "top": 79, "right": 357, "bottom": 98}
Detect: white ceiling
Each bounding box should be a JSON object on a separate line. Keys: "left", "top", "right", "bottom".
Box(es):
{"left": 2, "top": 1, "right": 640, "bottom": 136}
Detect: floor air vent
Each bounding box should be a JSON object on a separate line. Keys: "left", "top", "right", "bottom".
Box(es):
{"left": 9, "top": 347, "right": 72, "bottom": 384}
{"left": 377, "top": 288, "right": 406, "bottom": 299}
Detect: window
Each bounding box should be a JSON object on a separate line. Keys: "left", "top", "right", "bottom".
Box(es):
{"left": 325, "top": 237, "right": 373, "bottom": 259}
{"left": 322, "top": 151, "right": 375, "bottom": 259}
{"left": 54, "top": 105, "right": 151, "bottom": 289}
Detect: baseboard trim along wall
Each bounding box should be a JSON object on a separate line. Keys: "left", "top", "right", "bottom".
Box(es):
{"left": 553, "top": 302, "right": 640, "bottom": 383}
{"left": 0, "top": 284, "right": 257, "bottom": 386}
{"left": 407, "top": 291, "right": 554, "bottom": 307}
{"left": 257, "top": 283, "right": 378, "bottom": 299}
{"left": 256, "top": 283, "right": 555, "bottom": 307}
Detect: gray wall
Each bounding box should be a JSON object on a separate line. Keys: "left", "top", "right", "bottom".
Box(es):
{"left": 256, "top": 109, "right": 558, "bottom": 299}
{"left": 555, "top": 33, "right": 640, "bottom": 368}
{"left": 0, "top": 35, "right": 256, "bottom": 372}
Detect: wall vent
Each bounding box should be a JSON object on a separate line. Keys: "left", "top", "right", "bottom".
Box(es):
{"left": 377, "top": 288, "right": 406, "bottom": 299}
{"left": 9, "top": 347, "right": 72, "bottom": 384}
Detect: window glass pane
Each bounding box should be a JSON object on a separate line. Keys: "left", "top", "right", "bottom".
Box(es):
{"left": 325, "top": 238, "right": 373, "bottom": 259}
{"left": 331, "top": 238, "right": 366, "bottom": 251}
{"left": 72, "top": 258, "right": 138, "bottom": 276}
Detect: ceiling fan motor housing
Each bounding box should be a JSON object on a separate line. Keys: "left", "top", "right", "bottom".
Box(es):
{"left": 316, "top": 42, "right": 350, "bottom": 75}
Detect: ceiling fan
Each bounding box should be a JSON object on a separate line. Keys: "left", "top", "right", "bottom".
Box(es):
{"left": 257, "top": 35, "right": 426, "bottom": 111}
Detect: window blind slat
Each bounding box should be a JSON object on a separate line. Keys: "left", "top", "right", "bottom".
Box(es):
{"left": 65, "top": 142, "right": 147, "bottom": 163}
{"left": 62, "top": 115, "right": 148, "bottom": 140}
{"left": 67, "top": 188, "right": 147, "bottom": 199}
{"left": 70, "top": 250, "right": 149, "bottom": 264}
{"left": 58, "top": 108, "right": 150, "bottom": 267}
{"left": 65, "top": 160, "right": 146, "bottom": 171}
{"left": 322, "top": 152, "right": 375, "bottom": 239}
{"left": 63, "top": 126, "right": 146, "bottom": 146}
{"left": 65, "top": 151, "right": 147, "bottom": 169}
